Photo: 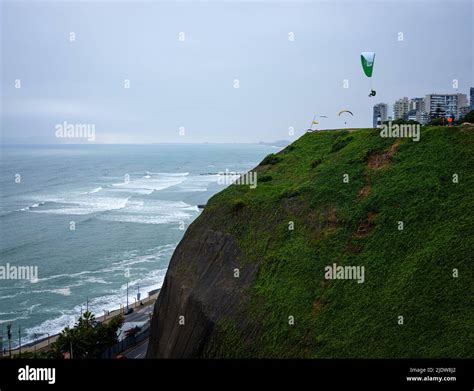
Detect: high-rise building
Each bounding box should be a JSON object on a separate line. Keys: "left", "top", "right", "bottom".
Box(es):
{"left": 410, "top": 97, "right": 425, "bottom": 113}
{"left": 407, "top": 110, "right": 418, "bottom": 122}
{"left": 394, "top": 97, "right": 410, "bottom": 120}
{"left": 409, "top": 97, "right": 428, "bottom": 124}
{"left": 470, "top": 87, "right": 474, "bottom": 110}
{"left": 373, "top": 103, "right": 388, "bottom": 128}
{"left": 424, "top": 93, "right": 468, "bottom": 120}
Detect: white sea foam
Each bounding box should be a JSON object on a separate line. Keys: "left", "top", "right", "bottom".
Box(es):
{"left": 83, "top": 277, "right": 109, "bottom": 284}
{"left": 111, "top": 174, "right": 187, "bottom": 193}
{"left": 172, "top": 174, "right": 222, "bottom": 192}
{"left": 35, "top": 244, "right": 175, "bottom": 284}
{"left": 22, "top": 313, "right": 78, "bottom": 346}
{"left": 146, "top": 172, "right": 189, "bottom": 176}
{"left": 0, "top": 315, "right": 29, "bottom": 325}
{"left": 36, "top": 270, "right": 92, "bottom": 283}
{"left": 31, "top": 196, "right": 129, "bottom": 215}
{"left": 15, "top": 201, "right": 45, "bottom": 212}
{"left": 97, "top": 200, "right": 198, "bottom": 225}
{"left": 0, "top": 286, "right": 76, "bottom": 302}
{"left": 87, "top": 187, "right": 103, "bottom": 194}
{"left": 50, "top": 288, "right": 71, "bottom": 296}
{"left": 23, "top": 172, "right": 194, "bottom": 217}
{"left": 21, "top": 267, "right": 168, "bottom": 346}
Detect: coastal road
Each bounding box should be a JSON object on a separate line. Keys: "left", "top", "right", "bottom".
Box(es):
{"left": 8, "top": 293, "right": 158, "bottom": 357}
{"left": 123, "top": 305, "right": 153, "bottom": 323}
{"left": 124, "top": 338, "right": 149, "bottom": 359}
{"left": 118, "top": 304, "right": 153, "bottom": 358}
{"left": 119, "top": 304, "right": 154, "bottom": 340}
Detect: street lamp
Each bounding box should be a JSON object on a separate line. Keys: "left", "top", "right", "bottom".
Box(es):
{"left": 126, "top": 280, "right": 129, "bottom": 311}
{"left": 7, "top": 324, "right": 12, "bottom": 357}
{"left": 33, "top": 333, "right": 38, "bottom": 355}
{"left": 137, "top": 284, "right": 141, "bottom": 307}
{"left": 18, "top": 325, "right": 21, "bottom": 357}
{"left": 0, "top": 323, "right": 3, "bottom": 358}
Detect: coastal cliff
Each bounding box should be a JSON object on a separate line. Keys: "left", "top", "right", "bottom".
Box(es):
{"left": 147, "top": 126, "right": 474, "bottom": 358}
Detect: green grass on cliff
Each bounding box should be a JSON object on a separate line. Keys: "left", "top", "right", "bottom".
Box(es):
{"left": 201, "top": 126, "right": 474, "bottom": 358}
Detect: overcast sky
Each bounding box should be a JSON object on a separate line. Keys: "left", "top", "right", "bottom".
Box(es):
{"left": 1, "top": 0, "right": 472, "bottom": 144}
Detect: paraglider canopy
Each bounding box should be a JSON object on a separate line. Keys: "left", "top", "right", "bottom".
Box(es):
{"left": 338, "top": 110, "right": 354, "bottom": 116}
{"left": 360, "top": 52, "right": 375, "bottom": 77}
{"left": 338, "top": 110, "right": 353, "bottom": 126}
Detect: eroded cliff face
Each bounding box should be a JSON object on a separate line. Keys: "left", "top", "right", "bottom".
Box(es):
{"left": 146, "top": 213, "right": 258, "bottom": 358}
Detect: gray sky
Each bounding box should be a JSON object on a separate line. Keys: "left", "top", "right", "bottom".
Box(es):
{"left": 1, "top": 0, "right": 472, "bottom": 144}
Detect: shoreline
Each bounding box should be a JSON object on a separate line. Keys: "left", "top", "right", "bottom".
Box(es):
{"left": 3, "top": 290, "right": 159, "bottom": 357}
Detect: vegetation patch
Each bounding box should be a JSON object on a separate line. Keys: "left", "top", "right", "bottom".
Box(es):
{"left": 331, "top": 136, "right": 354, "bottom": 153}
{"left": 259, "top": 174, "right": 273, "bottom": 183}
{"left": 231, "top": 199, "right": 245, "bottom": 212}
{"left": 260, "top": 153, "right": 282, "bottom": 166}
{"left": 311, "top": 158, "right": 322, "bottom": 169}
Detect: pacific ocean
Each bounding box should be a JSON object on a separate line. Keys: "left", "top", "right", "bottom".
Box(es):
{"left": 0, "top": 143, "right": 277, "bottom": 346}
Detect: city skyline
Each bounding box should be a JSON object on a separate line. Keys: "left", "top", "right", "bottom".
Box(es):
{"left": 372, "top": 88, "right": 472, "bottom": 127}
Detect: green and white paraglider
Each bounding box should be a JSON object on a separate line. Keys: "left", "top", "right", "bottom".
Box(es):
{"left": 361, "top": 52, "right": 376, "bottom": 97}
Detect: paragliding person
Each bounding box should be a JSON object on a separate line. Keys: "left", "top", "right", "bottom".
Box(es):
{"left": 338, "top": 110, "right": 353, "bottom": 126}
{"left": 361, "top": 52, "right": 376, "bottom": 97}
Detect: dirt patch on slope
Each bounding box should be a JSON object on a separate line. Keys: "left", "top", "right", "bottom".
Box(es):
{"left": 345, "top": 241, "right": 364, "bottom": 253}
{"left": 366, "top": 139, "right": 401, "bottom": 170}
{"left": 353, "top": 212, "right": 378, "bottom": 238}
{"left": 358, "top": 183, "right": 371, "bottom": 199}
{"left": 311, "top": 298, "right": 323, "bottom": 318}
{"left": 321, "top": 207, "right": 338, "bottom": 227}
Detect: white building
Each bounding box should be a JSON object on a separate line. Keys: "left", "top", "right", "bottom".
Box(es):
{"left": 394, "top": 97, "right": 410, "bottom": 120}
{"left": 424, "top": 93, "right": 468, "bottom": 120}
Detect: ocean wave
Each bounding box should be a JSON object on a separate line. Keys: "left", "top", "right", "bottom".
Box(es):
{"left": 81, "top": 186, "right": 103, "bottom": 195}
{"left": 0, "top": 287, "right": 72, "bottom": 300}
{"left": 36, "top": 244, "right": 175, "bottom": 283}
{"left": 14, "top": 201, "right": 45, "bottom": 212}
{"left": 31, "top": 196, "right": 130, "bottom": 215}
{"left": 36, "top": 270, "right": 92, "bottom": 283}
{"left": 146, "top": 172, "right": 189, "bottom": 176}
{"left": 22, "top": 313, "right": 78, "bottom": 346}
{"left": 97, "top": 200, "right": 198, "bottom": 225}
{"left": 82, "top": 277, "right": 109, "bottom": 284}
{"left": 172, "top": 174, "right": 223, "bottom": 192}
{"left": 49, "top": 288, "right": 71, "bottom": 296}
{"left": 111, "top": 174, "right": 187, "bottom": 193}
{"left": 0, "top": 315, "right": 29, "bottom": 325}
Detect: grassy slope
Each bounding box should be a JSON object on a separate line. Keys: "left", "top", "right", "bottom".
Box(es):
{"left": 202, "top": 126, "right": 474, "bottom": 358}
